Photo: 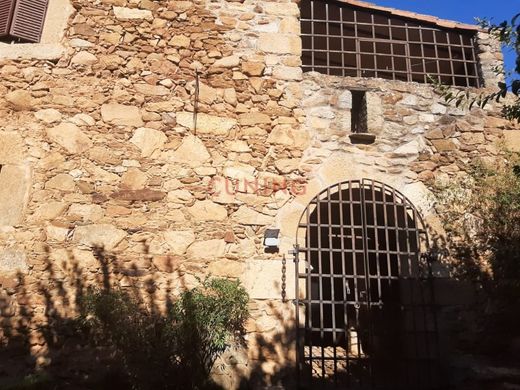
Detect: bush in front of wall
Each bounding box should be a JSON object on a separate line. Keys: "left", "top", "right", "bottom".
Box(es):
{"left": 434, "top": 153, "right": 520, "bottom": 355}
{"left": 79, "top": 277, "right": 249, "bottom": 390}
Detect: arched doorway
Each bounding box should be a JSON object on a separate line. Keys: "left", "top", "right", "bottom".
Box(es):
{"left": 294, "top": 179, "right": 440, "bottom": 389}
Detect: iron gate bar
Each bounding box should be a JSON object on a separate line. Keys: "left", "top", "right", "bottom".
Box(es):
{"left": 306, "top": 197, "right": 313, "bottom": 385}
{"left": 360, "top": 179, "right": 373, "bottom": 388}
{"left": 326, "top": 186, "right": 339, "bottom": 384}
{"left": 294, "top": 179, "right": 440, "bottom": 389}
{"left": 317, "top": 182, "right": 324, "bottom": 380}
{"left": 294, "top": 242, "right": 301, "bottom": 389}
{"left": 348, "top": 181, "right": 359, "bottom": 385}
{"left": 338, "top": 182, "right": 351, "bottom": 387}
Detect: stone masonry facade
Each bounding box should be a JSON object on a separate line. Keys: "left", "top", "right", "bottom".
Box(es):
{"left": 0, "top": 0, "right": 519, "bottom": 388}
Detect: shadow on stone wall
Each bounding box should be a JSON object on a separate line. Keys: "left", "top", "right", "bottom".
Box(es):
{"left": 0, "top": 243, "right": 195, "bottom": 389}
{"left": 2, "top": 234, "right": 517, "bottom": 389}
{"left": 427, "top": 221, "right": 520, "bottom": 357}
{"left": 236, "top": 299, "right": 297, "bottom": 390}
{"left": 424, "top": 226, "right": 520, "bottom": 388}
{"left": 0, "top": 245, "right": 302, "bottom": 390}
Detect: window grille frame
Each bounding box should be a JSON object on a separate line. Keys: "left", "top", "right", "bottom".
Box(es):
{"left": 301, "top": 0, "right": 482, "bottom": 88}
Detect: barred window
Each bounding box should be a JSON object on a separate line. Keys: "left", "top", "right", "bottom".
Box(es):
{"left": 301, "top": 0, "right": 481, "bottom": 87}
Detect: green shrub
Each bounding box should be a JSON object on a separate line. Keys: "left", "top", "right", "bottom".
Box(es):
{"left": 1, "top": 373, "right": 52, "bottom": 390}
{"left": 80, "top": 277, "right": 249, "bottom": 390}
{"left": 172, "top": 278, "right": 249, "bottom": 388}
{"left": 434, "top": 153, "right": 520, "bottom": 353}
{"left": 434, "top": 153, "right": 520, "bottom": 279}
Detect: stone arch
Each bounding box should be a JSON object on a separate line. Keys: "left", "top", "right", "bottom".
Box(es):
{"left": 275, "top": 152, "right": 443, "bottom": 258}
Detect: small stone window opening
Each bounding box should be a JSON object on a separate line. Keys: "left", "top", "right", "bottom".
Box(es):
{"left": 0, "top": 0, "right": 50, "bottom": 43}
{"left": 349, "top": 91, "right": 375, "bottom": 144}
{"left": 351, "top": 91, "right": 368, "bottom": 133}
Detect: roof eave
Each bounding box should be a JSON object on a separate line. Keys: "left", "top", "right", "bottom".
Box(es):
{"left": 337, "top": 0, "right": 481, "bottom": 32}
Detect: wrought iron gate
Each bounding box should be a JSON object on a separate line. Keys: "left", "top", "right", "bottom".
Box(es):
{"left": 294, "top": 179, "right": 440, "bottom": 389}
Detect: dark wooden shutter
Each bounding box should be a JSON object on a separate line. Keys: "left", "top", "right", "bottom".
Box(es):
{"left": 9, "top": 0, "right": 49, "bottom": 43}
{"left": 0, "top": 0, "right": 17, "bottom": 37}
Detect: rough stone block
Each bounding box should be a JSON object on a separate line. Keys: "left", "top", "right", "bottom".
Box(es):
{"left": 186, "top": 239, "right": 226, "bottom": 259}
{"left": 366, "top": 92, "right": 384, "bottom": 134}
{"left": 258, "top": 33, "right": 301, "bottom": 55}
{"left": 101, "top": 104, "right": 144, "bottom": 127}
{"left": 232, "top": 206, "right": 272, "bottom": 225}
{"left": 0, "top": 131, "right": 24, "bottom": 164}
{"left": 0, "top": 165, "right": 31, "bottom": 226}
{"left": 262, "top": 2, "right": 299, "bottom": 16}
{"left": 71, "top": 51, "right": 98, "bottom": 66}
{"left": 241, "top": 61, "right": 265, "bottom": 76}
{"left": 176, "top": 112, "right": 236, "bottom": 135}
{"left": 166, "top": 134, "right": 210, "bottom": 168}
{"left": 431, "top": 139, "right": 457, "bottom": 152}
{"left": 198, "top": 83, "right": 217, "bottom": 104}
{"left": 223, "top": 163, "right": 256, "bottom": 181}
{"left": 74, "top": 224, "right": 127, "bottom": 250}
{"left": 120, "top": 168, "right": 147, "bottom": 190}
{"left": 130, "top": 127, "right": 167, "bottom": 157}
{"left": 461, "top": 132, "right": 485, "bottom": 145}
{"left": 213, "top": 55, "right": 240, "bottom": 68}
{"left": 207, "top": 259, "right": 245, "bottom": 277}
{"left": 110, "top": 189, "right": 167, "bottom": 201}
{"left": 134, "top": 83, "right": 170, "bottom": 96}
{"left": 169, "top": 35, "right": 190, "bottom": 48}
{"left": 274, "top": 158, "right": 300, "bottom": 174}
{"left": 35, "top": 109, "right": 62, "bottom": 124}
{"left": 164, "top": 230, "right": 195, "bottom": 255}
{"left": 187, "top": 200, "right": 227, "bottom": 221}
{"left": 240, "top": 259, "right": 303, "bottom": 300}
{"left": 337, "top": 90, "right": 352, "bottom": 109}
{"left": 279, "top": 17, "right": 300, "bottom": 34}
{"left": 0, "top": 249, "right": 28, "bottom": 274}
{"left": 5, "top": 90, "right": 35, "bottom": 111}
{"left": 113, "top": 6, "right": 153, "bottom": 21}
{"left": 30, "top": 202, "right": 68, "bottom": 222}
{"left": 46, "top": 221, "right": 70, "bottom": 241}
{"left": 272, "top": 66, "right": 302, "bottom": 81}
{"left": 46, "top": 123, "right": 93, "bottom": 154}
{"left": 68, "top": 203, "right": 104, "bottom": 222}
{"left": 504, "top": 130, "right": 520, "bottom": 152}
{"left": 266, "top": 126, "right": 310, "bottom": 148}
{"left": 239, "top": 112, "right": 271, "bottom": 126}
{"left": 169, "top": 1, "right": 192, "bottom": 12}
{"left": 45, "top": 173, "right": 75, "bottom": 191}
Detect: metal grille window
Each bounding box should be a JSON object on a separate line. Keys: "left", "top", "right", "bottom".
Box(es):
{"left": 301, "top": 0, "right": 481, "bottom": 87}
{"left": 0, "top": 0, "right": 49, "bottom": 43}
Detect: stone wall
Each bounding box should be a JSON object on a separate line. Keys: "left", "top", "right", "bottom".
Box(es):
{"left": 0, "top": 0, "right": 519, "bottom": 387}
{"left": 276, "top": 73, "right": 518, "bottom": 252}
